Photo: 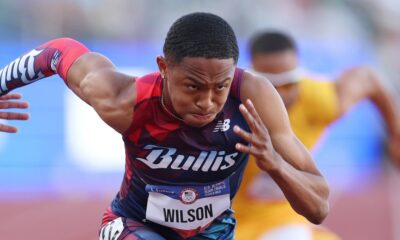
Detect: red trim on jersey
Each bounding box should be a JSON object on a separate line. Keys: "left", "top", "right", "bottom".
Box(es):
{"left": 122, "top": 72, "right": 163, "bottom": 137}
{"left": 135, "top": 72, "right": 162, "bottom": 103}
{"left": 101, "top": 207, "right": 119, "bottom": 226}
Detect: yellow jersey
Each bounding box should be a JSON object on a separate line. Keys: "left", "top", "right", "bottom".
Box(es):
{"left": 288, "top": 78, "right": 340, "bottom": 149}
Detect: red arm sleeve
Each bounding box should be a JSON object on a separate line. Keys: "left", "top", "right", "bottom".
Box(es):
{"left": 0, "top": 38, "right": 89, "bottom": 96}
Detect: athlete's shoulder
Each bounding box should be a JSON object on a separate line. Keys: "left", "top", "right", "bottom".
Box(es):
{"left": 242, "top": 68, "right": 275, "bottom": 86}
{"left": 240, "top": 68, "right": 277, "bottom": 100}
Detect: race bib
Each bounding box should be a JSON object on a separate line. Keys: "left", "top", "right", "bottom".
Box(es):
{"left": 145, "top": 180, "right": 230, "bottom": 231}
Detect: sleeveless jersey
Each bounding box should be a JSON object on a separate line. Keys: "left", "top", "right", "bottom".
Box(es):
{"left": 108, "top": 68, "right": 249, "bottom": 237}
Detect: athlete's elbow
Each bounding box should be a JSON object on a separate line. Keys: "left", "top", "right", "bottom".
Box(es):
{"left": 310, "top": 178, "right": 331, "bottom": 224}
{"left": 308, "top": 201, "right": 330, "bottom": 225}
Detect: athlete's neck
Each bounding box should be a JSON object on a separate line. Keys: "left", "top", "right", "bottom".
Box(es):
{"left": 161, "top": 81, "right": 184, "bottom": 121}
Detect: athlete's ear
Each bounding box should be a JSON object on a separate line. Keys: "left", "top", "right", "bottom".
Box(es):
{"left": 156, "top": 56, "right": 167, "bottom": 79}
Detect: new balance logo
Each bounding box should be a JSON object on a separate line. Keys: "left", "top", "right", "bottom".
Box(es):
{"left": 136, "top": 145, "right": 238, "bottom": 172}
{"left": 213, "top": 119, "right": 231, "bottom": 132}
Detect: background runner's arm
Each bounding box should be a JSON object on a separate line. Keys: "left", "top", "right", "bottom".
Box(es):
{"left": 335, "top": 66, "right": 398, "bottom": 125}
{"left": 335, "top": 66, "right": 400, "bottom": 165}
{"left": 238, "top": 71, "right": 330, "bottom": 224}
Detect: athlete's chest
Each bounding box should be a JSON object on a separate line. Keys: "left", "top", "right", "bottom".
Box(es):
{"left": 125, "top": 98, "right": 249, "bottom": 183}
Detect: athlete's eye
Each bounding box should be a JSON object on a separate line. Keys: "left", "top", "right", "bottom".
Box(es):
{"left": 216, "top": 85, "right": 227, "bottom": 91}
{"left": 186, "top": 84, "right": 199, "bottom": 90}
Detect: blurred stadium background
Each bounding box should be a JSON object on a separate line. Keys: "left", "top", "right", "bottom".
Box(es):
{"left": 0, "top": 0, "right": 400, "bottom": 239}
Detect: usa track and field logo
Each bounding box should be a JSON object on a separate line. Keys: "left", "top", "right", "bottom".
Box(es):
{"left": 179, "top": 188, "right": 199, "bottom": 204}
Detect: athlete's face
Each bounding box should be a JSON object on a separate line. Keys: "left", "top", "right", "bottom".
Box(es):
{"left": 157, "top": 56, "right": 235, "bottom": 127}
{"left": 252, "top": 50, "right": 299, "bottom": 109}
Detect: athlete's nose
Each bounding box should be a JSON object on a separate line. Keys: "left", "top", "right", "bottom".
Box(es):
{"left": 196, "top": 90, "right": 213, "bottom": 111}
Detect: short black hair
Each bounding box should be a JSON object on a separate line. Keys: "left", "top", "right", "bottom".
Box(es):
{"left": 163, "top": 12, "right": 239, "bottom": 64}
{"left": 250, "top": 31, "right": 297, "bottom": 57}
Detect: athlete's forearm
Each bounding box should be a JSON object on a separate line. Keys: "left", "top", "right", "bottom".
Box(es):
{"left": 336, "top": 67, "right": 400, "bottom": 135}
{"left": 0, "top": 38, "right": 89, "bottom": 96}
{"left": 267, "top": 153, "right": 330, "bottom": 224}
{"left": 367, "top": 76, "right": 400, "bottom": 137}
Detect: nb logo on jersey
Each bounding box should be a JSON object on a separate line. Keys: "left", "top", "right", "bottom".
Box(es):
{"left": 136, "top": 145, "right": 238, "bottom": 172}
{"left": 213, "top": 119, "right": 231, "bottom": 132}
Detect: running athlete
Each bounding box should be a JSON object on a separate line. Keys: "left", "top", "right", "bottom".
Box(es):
{"left": 234, "top": 31, "right": 400, "bottom": 240}
{"left": 0, "top": 13, "right": 330, "bottom": 239}
{"left": 0, "top": 93, "right": 29, "bottom": 133}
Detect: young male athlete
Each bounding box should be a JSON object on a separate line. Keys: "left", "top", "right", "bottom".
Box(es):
{"left": 0, "top": 13, "right": 330, "bottom": 239}
{"left": 0, "top": 93, "right": 29, "bottom": 133}
{"left": 234, "top": 31, "right": 400, "bottom": 240}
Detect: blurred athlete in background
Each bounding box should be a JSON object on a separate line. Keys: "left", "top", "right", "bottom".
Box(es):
{"left": 234, "top": 31, "right": 400, "bottom": 240}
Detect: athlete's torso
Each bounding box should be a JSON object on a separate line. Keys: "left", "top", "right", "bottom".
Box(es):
{"left": 110, "top": 68, "right": 250, "bottom": 224}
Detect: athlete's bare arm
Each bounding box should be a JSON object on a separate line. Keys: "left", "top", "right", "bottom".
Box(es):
{"left": 335, "top": 66, "right": 400, "bottom": 165}
{"left": 0, "top": 93, "right": 29, "bottom": 133}
{"left": 235, "top": 71, "right": 330, "bottom": 224}
{"left": 66, "top": 52, "right": 136, "bottom": 133}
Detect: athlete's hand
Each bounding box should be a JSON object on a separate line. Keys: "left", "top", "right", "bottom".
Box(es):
{"left": 0, "top": 93, "right": 29, "bottom": 133}
{"left": 233, "top": 99, "right": 278, "bottom": 172}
